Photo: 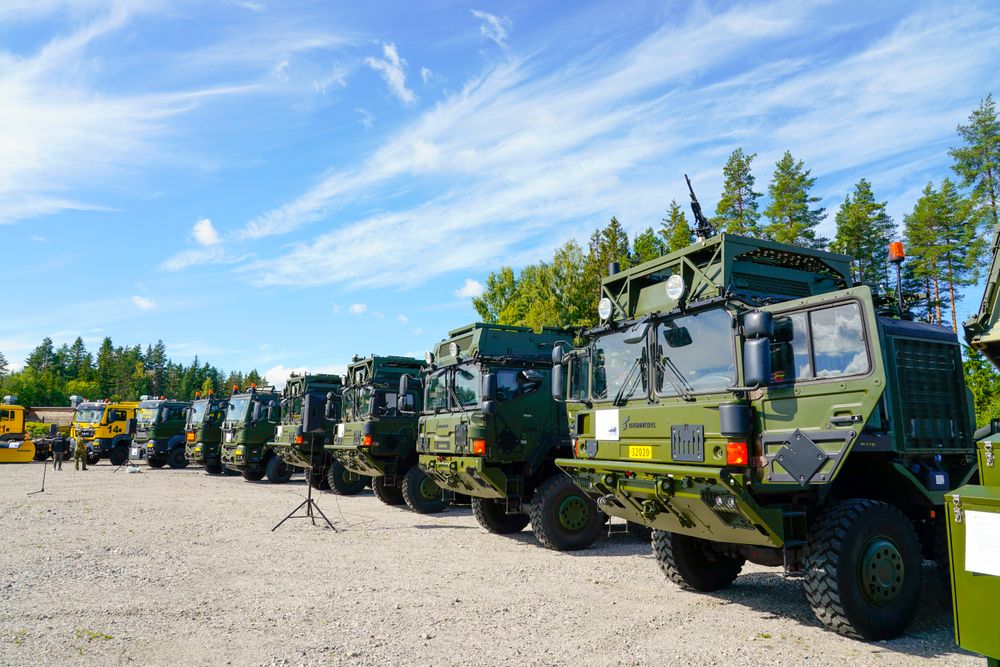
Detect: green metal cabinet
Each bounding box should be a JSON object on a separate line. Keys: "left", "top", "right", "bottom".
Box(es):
{"left": 978, "top": 439, "right": 999, "bottom": 487}
{"left": 947, "top": 484, "right": 1000, "bottom": 664}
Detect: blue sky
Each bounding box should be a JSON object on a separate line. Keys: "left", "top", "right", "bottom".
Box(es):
{"left": 2, "top": 0, "right": 998, "bottom": 384}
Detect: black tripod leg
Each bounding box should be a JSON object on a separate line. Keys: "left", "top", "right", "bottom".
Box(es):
{"left": 271, "top": 499, "right": 310, "bottom": 531}
{"left": 308, "top": 499, "right": 337, "bottom": 531}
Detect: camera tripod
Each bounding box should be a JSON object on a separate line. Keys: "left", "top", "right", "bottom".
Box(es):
{"left": 272, "top": 463, "right": 338, "bottom": 532}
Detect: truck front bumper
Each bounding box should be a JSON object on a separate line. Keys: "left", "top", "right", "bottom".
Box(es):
{"left": 556, "top": 457, "right": 784, "bottom": 548}
{"left": 328, "top": 445, "right": 387, "bottom": 477}
{"left": 420, "top": 454, "right": 508, "bottom": 500}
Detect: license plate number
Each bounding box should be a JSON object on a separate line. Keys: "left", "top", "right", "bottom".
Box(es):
{"left": 629, "top": 445, "right": 653, "bottom": 460}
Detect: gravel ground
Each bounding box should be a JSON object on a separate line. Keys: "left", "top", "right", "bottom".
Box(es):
{"left": 0, "top": 460, "right": 978, "bottom": 667}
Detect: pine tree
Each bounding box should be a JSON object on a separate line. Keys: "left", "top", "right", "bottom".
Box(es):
{"left": 68, "top": 337, "right": 90, "bottom": 380}
{"left": 95, "top": 337, "right": 116, "bottom": 398}
{"left": 904, "top": 183, "right": 946, "bottom": 324}
{"left": 830, "top": 179, "right": 895, "bottom": 291}
{"left": 632, "top": 227, "right": 665, "bottom": 265}
{"left": 0, "top": 350, "right": 8, "bottom": 379}
{"left": 580, "top": 217, "right": 632, "bottom": 321}
{"left": 660, "top": 200, "right": 693, "bottom": 252}
{"left": 762, "top": 151, "right": 827, "bottom": 248}
{"left": 714, "top": 148, "right": 762, "bottom": 236}
{"left": 25, "top": 338, "right": 56, "bottom": 373}
{"left": 950, "top": 94, "right": 1000, "bottom": 231}
{"left": 938, "top": 178, "right": 987, "bottom": 332}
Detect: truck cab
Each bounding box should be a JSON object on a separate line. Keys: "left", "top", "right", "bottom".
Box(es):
{"left": 70, "top": 400, "right": 138, "bottom": 466}
{"left": 269, "top": 372, "right": 353, "bottom": 491}
{"left": 415, "top": 323, "right": 603, "bottom": 550}
{"left": 326, "top": 356, "right": 433, "bottom": 509}
{"left": 553, "top": 233, "right": 978, "bottom": 640}
{"left": 134, "top": 398, "right": 192, "bottom": 469}
{"left": 184, "top": 394, "right": 228, "bottom": 474}
{"left": 219, "top": 386, "right": 284, "bottom": 482}
{"left": 0, "top": 398, "right": 25, "bottom": 442}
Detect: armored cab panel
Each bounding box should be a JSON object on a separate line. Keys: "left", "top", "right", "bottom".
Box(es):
{"left": 947, "top": 485, "right": 1000, "bottom": 661}
{"left": 879, "top": 318, "right": 975, "bottom": 454}
{"left": 602, "top": 233, "right": 853, "bottom": 321}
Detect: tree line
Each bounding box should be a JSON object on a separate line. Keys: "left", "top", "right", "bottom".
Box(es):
{"left": 473, "top": 94, "right": 1000, "bottom": 424}
{"left": 0, "top": 337, "right": 264, "bottom": 407}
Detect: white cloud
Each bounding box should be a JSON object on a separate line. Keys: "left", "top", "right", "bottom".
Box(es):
{"left": 397, "top": 314, "right": 409, "bottom": 323}
{"left": 29, "top": 235, "right": 46, "bottom": 242}
{"left": 355, "top": 107, "right": 373, "bottom": 129}
{"left": 131, "top": 295, "right": 155, "bottom": 310}
{"left": 161, "top": 246, "right": 250, "bottom": 272}
{"left": 420, "top": 67, "right": 433, "bottom": 84}
{"left": 315, "top": 62, "right": 348, "bottom": 94}
{"left": 372, "top": 311, "right": 385, "bottom": 320}
{"left": 271, "top": 60, "right": 290, "bottom": 82}
{"left": 471, "top": 9, "right": 513, "bottom": 48}
{"left": 192, "top": 217, "right": 221, "bottom": 246}
{"left": 349, "top": 303, "right": 367, "bottom": 314}
{"left": 364, "top": 42, "right": 415, "bottom": 105}
{"left": 413, "top": 328, "right": 423, "bottom": 336}
{"left": 263, "top": 363, "right": 347, "bottom": 390}
{"left": 455, "top": 279, "right": 484, "bottom": 299}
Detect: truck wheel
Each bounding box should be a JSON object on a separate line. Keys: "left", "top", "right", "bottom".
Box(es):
{"left": 401, "top": 466, "right": 450, "bottom": 514}
{"left": 327, "top": 462, "right": 366, "bottom": 495}
{"left": 167, "top": 448, "right": 188, "bottom": 469}
{"left": 147, "top": 456, "right": 166, "bottom": 469}
{"left": 265, "top": 456, "right": 292, "bottom": 483}
{"left": 87, "top": 452, "right": 100, "bottom": 465}
{"left": 205, "top": 462, "right": 223, "bottom": 475}
{"left": 242, "top": 469, "right": 265, "bottom": 482}
{"left": 109, "top": 446, "right": 129, "bottom": 466}
{"left": 371, "top": 475, "right": 405, "bottom": 505}
{"left": 652, "top": 530, "right": 744, "bottom": 592}
{"left": 803, "top": 499, "right": 922, "bottom": 641}
{"left": 472, "top": 498, "right": 530, "bottom": 534}
{"left": 529, "top": 474, "right": 603, "bottom": 551}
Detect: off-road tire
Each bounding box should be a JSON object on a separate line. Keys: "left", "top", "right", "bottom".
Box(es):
{"left": 652, "top": 530, "right": 744, "bottom": 592}
{"left": 242, "top": 469, "right": 265, "bottom": 482}
{"left": 401, "top": 466, "right": 449, "bottom": 514}
{"left": 265, "top": 456, "right": 293, "bottom": 483}
{"left": 372, "top": 475, "right": 405, "bottom": 505}
{"left": 167, "top": 447, "right": 188, "bottom": 469}
{"left": 146, "top": 456, "right": 166, "bottom": 469}
{"left": 472, "top": 497, "right": 530, "bottom": 534}
{"left": 109, "top": 446, "right": 129, "bottom": 467}
{"left": 529, "top": 473, "right": 603, "bottom": 551}
{"left": 87, "top": 452, "right": 100, "bottom": 466}
{"left": 803, "top": 499, "right": 922, "bottom": 641}
{"left": 205, "top": 462, "right": 223, "bottom": 475}
{"left": 327, "top": 461, "right": 366, "bottom": 495}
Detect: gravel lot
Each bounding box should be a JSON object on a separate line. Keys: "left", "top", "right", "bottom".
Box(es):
{"left": 0, "top": 460, "right": 977, "bottom": 666}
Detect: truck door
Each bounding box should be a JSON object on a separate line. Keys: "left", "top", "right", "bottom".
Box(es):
{"left": 753, "top": 287, "right": 887, "bottom": 486}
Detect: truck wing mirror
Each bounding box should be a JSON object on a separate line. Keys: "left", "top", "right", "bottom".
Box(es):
{"left": 399, "top": 375, "right": 410, "bottom": 396}
{"left": 551, "top": 364, "right": 564, "bottom": 400}
{"left": 482, "top": 373, "right": 497, "bottom": 402}
{"left": 743, "top": 338, "right": 772, "bottom": 387}
{"left": 663, "top": 326, "right": 692, "bottom": 348}
{"left": 251, "top": 401, "right": 262, "bottom": 423}
{"left": 481, "top": 400, "right": 496, "bottom": 416}
{"left": 368, "top": 396, "right": 378, "bottom": 417}
{"left": 127, "top": 418, "right": 137, "bottom": 435}
{"left": 623, "top": 321, "right": 650, "bottom": 345}
{"left": 267, "top": 399, "right": 277, "bottom": 422}
{"left": 303, "top": 395, "right": 321, "bottom": 431}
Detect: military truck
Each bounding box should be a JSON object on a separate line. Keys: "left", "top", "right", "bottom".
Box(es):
{"left": 70, "top": 400, "right": 139, "bottom": 466}
{"left": 220, "top": 385, "right": 286, "bottom": 482}
{"left": 326, "top": 356, "right": 431, "bottom": 508}
{"left": 552, "top": 229, "right": 979, "bottom": 640}
{"left": 184, "top": 392, "right": 229, "bottom": 474}
{"left": 269, "top": 372, "right": 360, "bottom": 491}
{"left": 414, "top": 323, "right": 603, "bottom": 550}
{"left": 134, "top": 397, "right": 192, "bottom": 469}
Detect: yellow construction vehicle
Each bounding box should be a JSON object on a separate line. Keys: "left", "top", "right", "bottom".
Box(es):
{"left": 70, "top": 400, "right": 139, "bottom": 466}
{"left": 0, "top": 399, "right": 34, "bottom": 463}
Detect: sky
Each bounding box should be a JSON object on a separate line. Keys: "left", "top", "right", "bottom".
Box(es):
{"left": 1, "top": 0, "right": 998, "bottom": 386}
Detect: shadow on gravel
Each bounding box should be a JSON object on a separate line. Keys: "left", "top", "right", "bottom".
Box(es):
{"left": 495, "top": 528, "right": 652, "bottom": 557}
{"left": 703, "top": 562, "right": 970, "bottom": 660}
{"left": 412, "top": 524, "right": 479, "bottom": 530}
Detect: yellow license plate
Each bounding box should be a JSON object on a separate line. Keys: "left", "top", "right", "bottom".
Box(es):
{"left": 194, "top": 447, "right": 201, "bottom": 455}
{"left": 146, "top": 443, "right": 153, "bottom": 449}
{"left": 628, "top": 445, "right": 653, "bottom": 460}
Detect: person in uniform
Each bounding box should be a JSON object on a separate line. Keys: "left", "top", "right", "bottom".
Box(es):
{"left": 74, "top": 439, "right": 88, "bottom": 470}
{"left": 52, "top": 435, "right": 67, "bottom": 470}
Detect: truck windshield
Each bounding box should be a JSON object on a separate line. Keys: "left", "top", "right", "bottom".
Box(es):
{"left": 422, "top": 364, "right": 480, "bottom": 411}
{"left": 137, "top": 408, "right": 158, "bottom": 423}
{"left": 225, "top": 397, "right": 250, "bottom": 422}
{"left": 75, "top": 407, "right": 105, "bottom": 423}
{"left": 281, "top": 397, "right": 302, "bottom": 423}
{"left": 656, "top": 308, "right": 736, "bottom": 395}
{"left": 190, "top": 400, "right": 210, "bottom": 423}
{"left": 453, "top": 365, "right": 481, "bottom": 407}
{"left": 591, "top": 332, "right": 647, "bottom": 402}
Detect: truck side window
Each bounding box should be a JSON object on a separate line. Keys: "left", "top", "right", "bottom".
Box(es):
{"left": 811, "top": 303, "right": 868, "bottom": 378}
{"left": 569, "top": 356, "right": 590, "bottom": 402}
{"left": 771, "top": 312, "right": 811, "bottom": 382}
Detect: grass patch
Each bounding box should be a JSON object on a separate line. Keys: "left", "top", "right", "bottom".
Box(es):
{"left": 74, "top": 628, "right": 113, "bottom": 642}
{"left": 13, "top": 629, "right": 27, "bottom": 646}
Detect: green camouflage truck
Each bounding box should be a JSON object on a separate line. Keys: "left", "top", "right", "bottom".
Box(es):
{"left": 552, "top": 231, "right": 978, "bottom": 640}
{"left": 184, "top": 393, "right": 228, "bottom": 474}
{"left": 220, "top": 385, "right": 286, "bottom": 482}
{"left": 326, "top": 355, "right": 434, "bottom": 509}
{"left": 269, "top": 372, "right": 360, "bottom": 491}
{"left": 134, "top": 397, "right": 192, "bottom": 469}
{"left": 415, "top": 323, "right": 603, "bottom": 550}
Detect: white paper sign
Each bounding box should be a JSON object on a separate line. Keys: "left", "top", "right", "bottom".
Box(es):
{"left": 965, "top": 510, "right": 1000, "bottom": 577}
{"left": 336, "top": 423, "right": 345, "bottom": 438}
{"left": 595, "top": 409, "right": 620, "bottom": 441}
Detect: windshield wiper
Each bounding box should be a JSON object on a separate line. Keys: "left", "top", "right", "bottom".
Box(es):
{"left": 612, "top": 357, "right": 645, "bottom": 406}
{"left": 448, "top": 383, "right": 472, "bottom": 416}
{"left": 657, "top": 354, "right": 695, "bottom": 401}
